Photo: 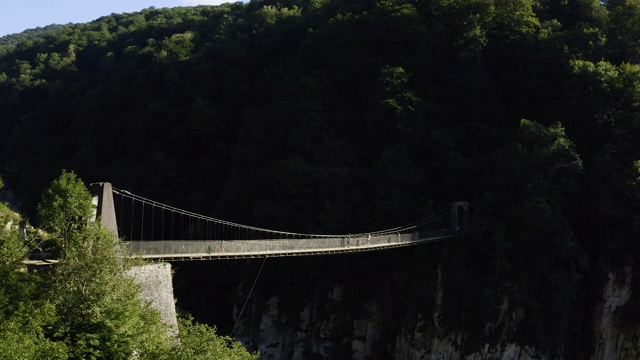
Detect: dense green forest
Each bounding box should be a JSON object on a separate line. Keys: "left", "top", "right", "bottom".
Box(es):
{"left": 2, "top": 0, "right": 640, "bottom": 357}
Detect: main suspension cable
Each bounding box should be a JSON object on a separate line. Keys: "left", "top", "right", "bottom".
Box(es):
{"left": 112, "top": 187, "right": 450, "bottom": 240}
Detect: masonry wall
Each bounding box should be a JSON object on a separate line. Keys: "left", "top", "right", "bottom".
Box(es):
{"left": 128, "top": 263, "right": 179, "bottom": 339}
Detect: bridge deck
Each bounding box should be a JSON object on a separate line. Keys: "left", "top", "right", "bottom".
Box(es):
{"left": 124, "top": 233, "right": 454, "bottom": 261}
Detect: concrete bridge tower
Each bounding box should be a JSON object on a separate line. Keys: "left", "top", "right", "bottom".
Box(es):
{"left": 90, "top": 182, "right": 179, "bottom": 339}
{"left": 90, "top": 182, "right": 118, "bottom": 237}
{"left": 450, "top": 201, "right": 469, "bottom": 232}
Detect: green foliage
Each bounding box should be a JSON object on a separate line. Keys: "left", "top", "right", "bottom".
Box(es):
{"left": 492, "top": 0, "right": 540, "bottom": 40}
{"left": 516, "top": 119, "right": 582, "bottom": 178}
{"left": 149, "top": 32, "right": 196, "bottom": 62}
{"left": 606, "top": 0, "right": 640, "bottom": 63}
{"left": 0, "top": 228, "right": 32, "bottom": 313}
{"left": 165, "top": 315, "right": 259, "bottom": 360}
{"left": 49, "top": 223, "right": 172, "bottom": 359}
{"left": 0, "top": 203, "right": 20, "bottom": 228}
{"left": 0, "top": 228, "right": 69, "bottom": 359}
{"left": 378, "top": 65, "right": 419, "bottom": 118}
{"left": 255, "top": 4, "right": 301, "bottom": 26}
{"left": 0, "top": 320, "right": 69, "bottom": 360}
{"left": 429, "top": 0, "right": 495, "bottom": 60}
{"left": 37, "top": 170, "right": 93, "bottom": 246}
{"left": 470, "top": 119, "right": 585, "bottom": 353}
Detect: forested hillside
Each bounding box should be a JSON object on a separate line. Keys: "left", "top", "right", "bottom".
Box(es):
{"left": 2, "top": 0, "right": 640, "bottom": 357}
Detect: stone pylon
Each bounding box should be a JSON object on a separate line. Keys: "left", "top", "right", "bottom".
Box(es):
{"left": 90, "top": 182, "right": 118, "bottom": 237}
{"left": 91, "top": 183, "right": 180, "bottom": 340}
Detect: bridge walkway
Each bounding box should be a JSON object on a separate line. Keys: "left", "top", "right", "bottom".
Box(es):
{"left": 125, "top": 233, "right": 455, "bottom": 260}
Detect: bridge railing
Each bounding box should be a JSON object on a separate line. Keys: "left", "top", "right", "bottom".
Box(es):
{"left": 124, "top": 231, "right": 454, "bottom": 259}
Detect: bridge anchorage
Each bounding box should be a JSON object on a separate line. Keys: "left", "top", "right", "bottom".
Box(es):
{"left": 90, "top": 182, "right": 468, "bottom": 261}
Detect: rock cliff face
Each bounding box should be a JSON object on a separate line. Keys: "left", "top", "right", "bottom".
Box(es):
{"left": 592, "top": 266, "right": 639, "bottom": 360}
{"left": 172, "top": 251, "right": 640, "bottom": 359}
{"left": 231, "top": 279, "right": 549, "bottom": 360}
{"left": 233, "top": 287, "right": 386, "bottom": 360}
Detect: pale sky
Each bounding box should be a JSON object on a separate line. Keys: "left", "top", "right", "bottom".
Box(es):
{"left": 1, "top": 0, "right": 246, "bottom": 37}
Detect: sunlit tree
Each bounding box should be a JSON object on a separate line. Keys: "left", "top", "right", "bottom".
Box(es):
{"left": 37, "top": 170, "right": 93, "bottom": 247}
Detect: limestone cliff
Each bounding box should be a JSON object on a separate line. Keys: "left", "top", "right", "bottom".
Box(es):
{"left": 592, "top": 266, "right": 639, "bottom": 360}
{"left": 230, "top": 267, "right": 550, "bottom": 360}
{"left": 227, "top": 265, "right": 637, "bottom": 359}
{"left": 172, "top": 250, "right": 640, "bottom": 359}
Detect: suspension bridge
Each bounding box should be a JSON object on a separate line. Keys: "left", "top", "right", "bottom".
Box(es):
{"left": 90, "top": 183, "right": 468, "bottom": 261}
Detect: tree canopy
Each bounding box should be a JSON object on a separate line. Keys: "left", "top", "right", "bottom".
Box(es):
{"left": 37, "top": 170, "right": 93, "bottom": 245}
